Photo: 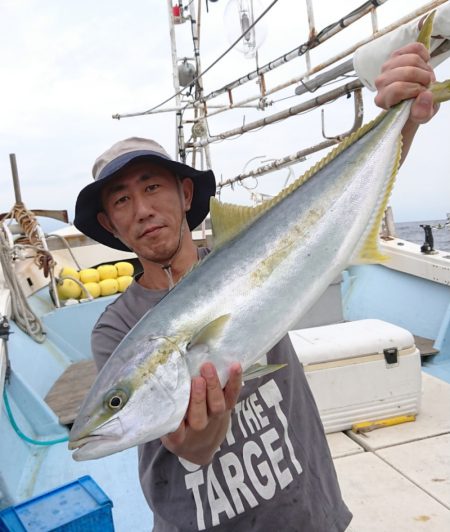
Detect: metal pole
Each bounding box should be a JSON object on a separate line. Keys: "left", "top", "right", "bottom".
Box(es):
{"left": 9, "top": 154, "right": 23, "bottom": 204}
{"left": 166, "top": 0, "right": 186, "bottom": 161}
{"left": 188, "top": 79, "right": 363, "bottom": 148}
{"left": 189, "top": 0, "right": 212, "bottom": 170}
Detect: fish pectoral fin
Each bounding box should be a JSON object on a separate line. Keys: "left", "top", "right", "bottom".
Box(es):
{"left": 243, "top": 363, "right": 287, "bottom": 382}
{"left": 188, "top": 314, "right": 232, "bottom": 350}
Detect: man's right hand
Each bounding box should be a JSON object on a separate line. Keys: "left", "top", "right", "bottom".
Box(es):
{"left": 161, "top": 361, "right": 242, "bottom": 465}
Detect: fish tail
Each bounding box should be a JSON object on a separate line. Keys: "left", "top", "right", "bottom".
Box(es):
{"left": 430, "top": 80, "right": 450, "bottom": 104}
{"left": 417, "top": 11, "right": 435, "bottom": 49}
{"left": 417, "top": 13, "right": 450, "bottom": 105}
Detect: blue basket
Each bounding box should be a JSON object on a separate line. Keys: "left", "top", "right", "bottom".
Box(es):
{"left": 0, "top": 476, "right": 114, "bottom": 531}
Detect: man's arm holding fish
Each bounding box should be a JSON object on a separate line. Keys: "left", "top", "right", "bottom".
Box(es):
{"left": 373, "top": 41, "right": 439, "bottom": 164}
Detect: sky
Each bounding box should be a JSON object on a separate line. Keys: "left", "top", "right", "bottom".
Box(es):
{"left": 0, "top": 0, "right": 449, "bottom": 228}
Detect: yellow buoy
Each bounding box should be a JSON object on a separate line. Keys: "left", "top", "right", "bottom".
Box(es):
{"left": 79, "top": 268, "right": 100, "bottom": 284}
{"left": 59, "top": 266, "right": 80, "bottom": 280}
{"left": 57, "top": 279, "right": 81, "bottom": 300}
{"left": 117, "top": 275, "right": 133, "bottom": 292}
{"left": 83, "top": 282, "right": 101, "bottom": 299}
{"left": 99, "top": 278, "right": 119, "bottom": 297}
{"left": 115, "top": 261, "right": 134, "bottom": 277}
{"left": 97, "top": 264, "right": 118, "bottom": 280}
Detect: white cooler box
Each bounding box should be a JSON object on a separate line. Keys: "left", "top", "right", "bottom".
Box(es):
{"left": 289, "top": 319, "right": 422, "bottom": 433}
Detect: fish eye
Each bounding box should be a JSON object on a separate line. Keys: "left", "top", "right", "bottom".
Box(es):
{"left": 104, "top": 389, "right": 128, "bottom": 411}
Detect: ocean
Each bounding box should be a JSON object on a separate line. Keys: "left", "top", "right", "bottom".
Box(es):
{"left": 395, "top": 219, "right": 450, "bottom": 252}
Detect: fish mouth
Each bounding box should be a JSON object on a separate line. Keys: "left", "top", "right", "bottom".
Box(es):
{"left": 68, "top": 417, "right": 123, "bottom": 451}
{"left": 68, "top": 434, "right": 108, "bottom": 451}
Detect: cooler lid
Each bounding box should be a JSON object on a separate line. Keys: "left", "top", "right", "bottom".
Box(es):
{"left": 289, "top": 319, "right": 415, "bottom": 365}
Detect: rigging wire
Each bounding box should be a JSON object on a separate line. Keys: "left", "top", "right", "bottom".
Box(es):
{"left": 113, "top": 0, "right": 280, "bottom": 119}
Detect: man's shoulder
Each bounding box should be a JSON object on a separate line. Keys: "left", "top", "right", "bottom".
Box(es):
{"left": 94, "top": 283, "right": 134, "bottom": 328}
{"left": 94, "top": 279, "right": 168, "bottom": 332}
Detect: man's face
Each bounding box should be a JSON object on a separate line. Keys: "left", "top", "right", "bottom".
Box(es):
{"left": 97, "top": 160, "right": 193, "bottom": 263}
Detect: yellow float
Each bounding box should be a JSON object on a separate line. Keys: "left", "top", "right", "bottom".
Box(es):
{"left": 97, "top": 264, "right": 118, "bottom": 280}
{"left": 57, "top": 279, "right": 82, "bottom": 300}
{"left": 115, "top": 261, "right": 134, "bottom": 277}
{"left": 79, "top": 268, "right": 100, "bottom": 284}
{"left": 99, "top": 278, "right": 119, "bottom": 296}
{"left": 117, "top": 275, "right": 133, "bottom": 292}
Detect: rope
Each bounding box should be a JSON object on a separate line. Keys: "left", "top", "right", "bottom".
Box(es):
{"left": 0, "top": 228, "right": 46, "bottom": 343}
{"left": 3, "top": 388, "right": 68, "bottom": 446}
{"left": 12, "top": 204, "right": 56, "bottom": 278}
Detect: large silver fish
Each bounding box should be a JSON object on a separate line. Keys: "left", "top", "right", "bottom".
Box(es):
{"left": 69, "top": 14, "right": 449, "bottom": 460}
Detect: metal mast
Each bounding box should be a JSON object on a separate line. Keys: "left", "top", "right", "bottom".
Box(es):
{"left": 166, "top": 0, "right": 212, "bottom": 172}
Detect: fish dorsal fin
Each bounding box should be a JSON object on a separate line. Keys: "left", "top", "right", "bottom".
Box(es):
{"left": 210, "top": 198, "right": 264, "bottom": 248}
{"left": 188, "top": 314, "right": 231, "bottom": 350}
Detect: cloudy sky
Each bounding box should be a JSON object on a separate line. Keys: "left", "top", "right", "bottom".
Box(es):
{"left": 1, "top": 0, "right": 449, "bottom": 227}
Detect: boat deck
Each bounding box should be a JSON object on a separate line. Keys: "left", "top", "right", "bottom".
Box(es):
{"left": 329, "top": 372, "right": 450, "bottom": 531}
{"left": 40, "top": 364, "right": 450, "bottom": 531}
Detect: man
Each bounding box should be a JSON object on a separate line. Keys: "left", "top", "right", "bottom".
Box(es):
{"left": 74, "top": 42, "right": 438, "bottom": 531}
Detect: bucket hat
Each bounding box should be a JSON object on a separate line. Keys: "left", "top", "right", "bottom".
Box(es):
{"left": 74, "top": 137, "right": 216, "bottom": 251}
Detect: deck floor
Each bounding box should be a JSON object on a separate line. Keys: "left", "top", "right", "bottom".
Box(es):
{"left": 328, "top": 373, "right": 450, "bottom": 531}
{"left": 44, "top": 360, "right": 97, "bottom": 425}
{"left": 41, "top": 362, "right": 450, "bottom": 531}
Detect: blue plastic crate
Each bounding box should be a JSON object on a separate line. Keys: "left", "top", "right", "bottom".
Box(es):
{"left": 0, "top": 476, "right": 114, "bottom": 531}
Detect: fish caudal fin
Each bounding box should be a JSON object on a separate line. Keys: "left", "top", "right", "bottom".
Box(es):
{"left": 418, "top": 12, "right": 450, "bottom": 104}
{"left": 430, "top": 80, "right": 450, "bottom": 104}
{"left": 417, "top": 10, "right": 435, "bottom": 49}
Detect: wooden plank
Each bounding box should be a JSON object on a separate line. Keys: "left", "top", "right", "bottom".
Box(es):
{"left": 45, "top": 360, "right": 97, "bottom": 425}
{"left": 414, "top": 335, "right": 439, "bottom": 357}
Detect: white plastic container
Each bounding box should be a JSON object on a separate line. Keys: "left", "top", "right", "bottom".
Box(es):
{"left": 289, "top": 319, "right": 422, "bottom": 433}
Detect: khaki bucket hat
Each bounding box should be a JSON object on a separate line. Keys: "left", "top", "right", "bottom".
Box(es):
{"left": 74, "top": 137, "right": 216, "bottom": 251}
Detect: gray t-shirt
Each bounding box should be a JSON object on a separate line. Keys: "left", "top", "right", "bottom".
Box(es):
{"left": 92, "top": 251, "right": 352, "bottom": 531}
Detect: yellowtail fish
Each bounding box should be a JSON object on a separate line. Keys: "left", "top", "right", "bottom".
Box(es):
{"left": 69, "top": 13, "right": 449, "bottom": 460}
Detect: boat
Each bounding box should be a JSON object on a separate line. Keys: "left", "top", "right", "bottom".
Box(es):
{"left": 1, "top": 1, "right": 449, "bottom": 530}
